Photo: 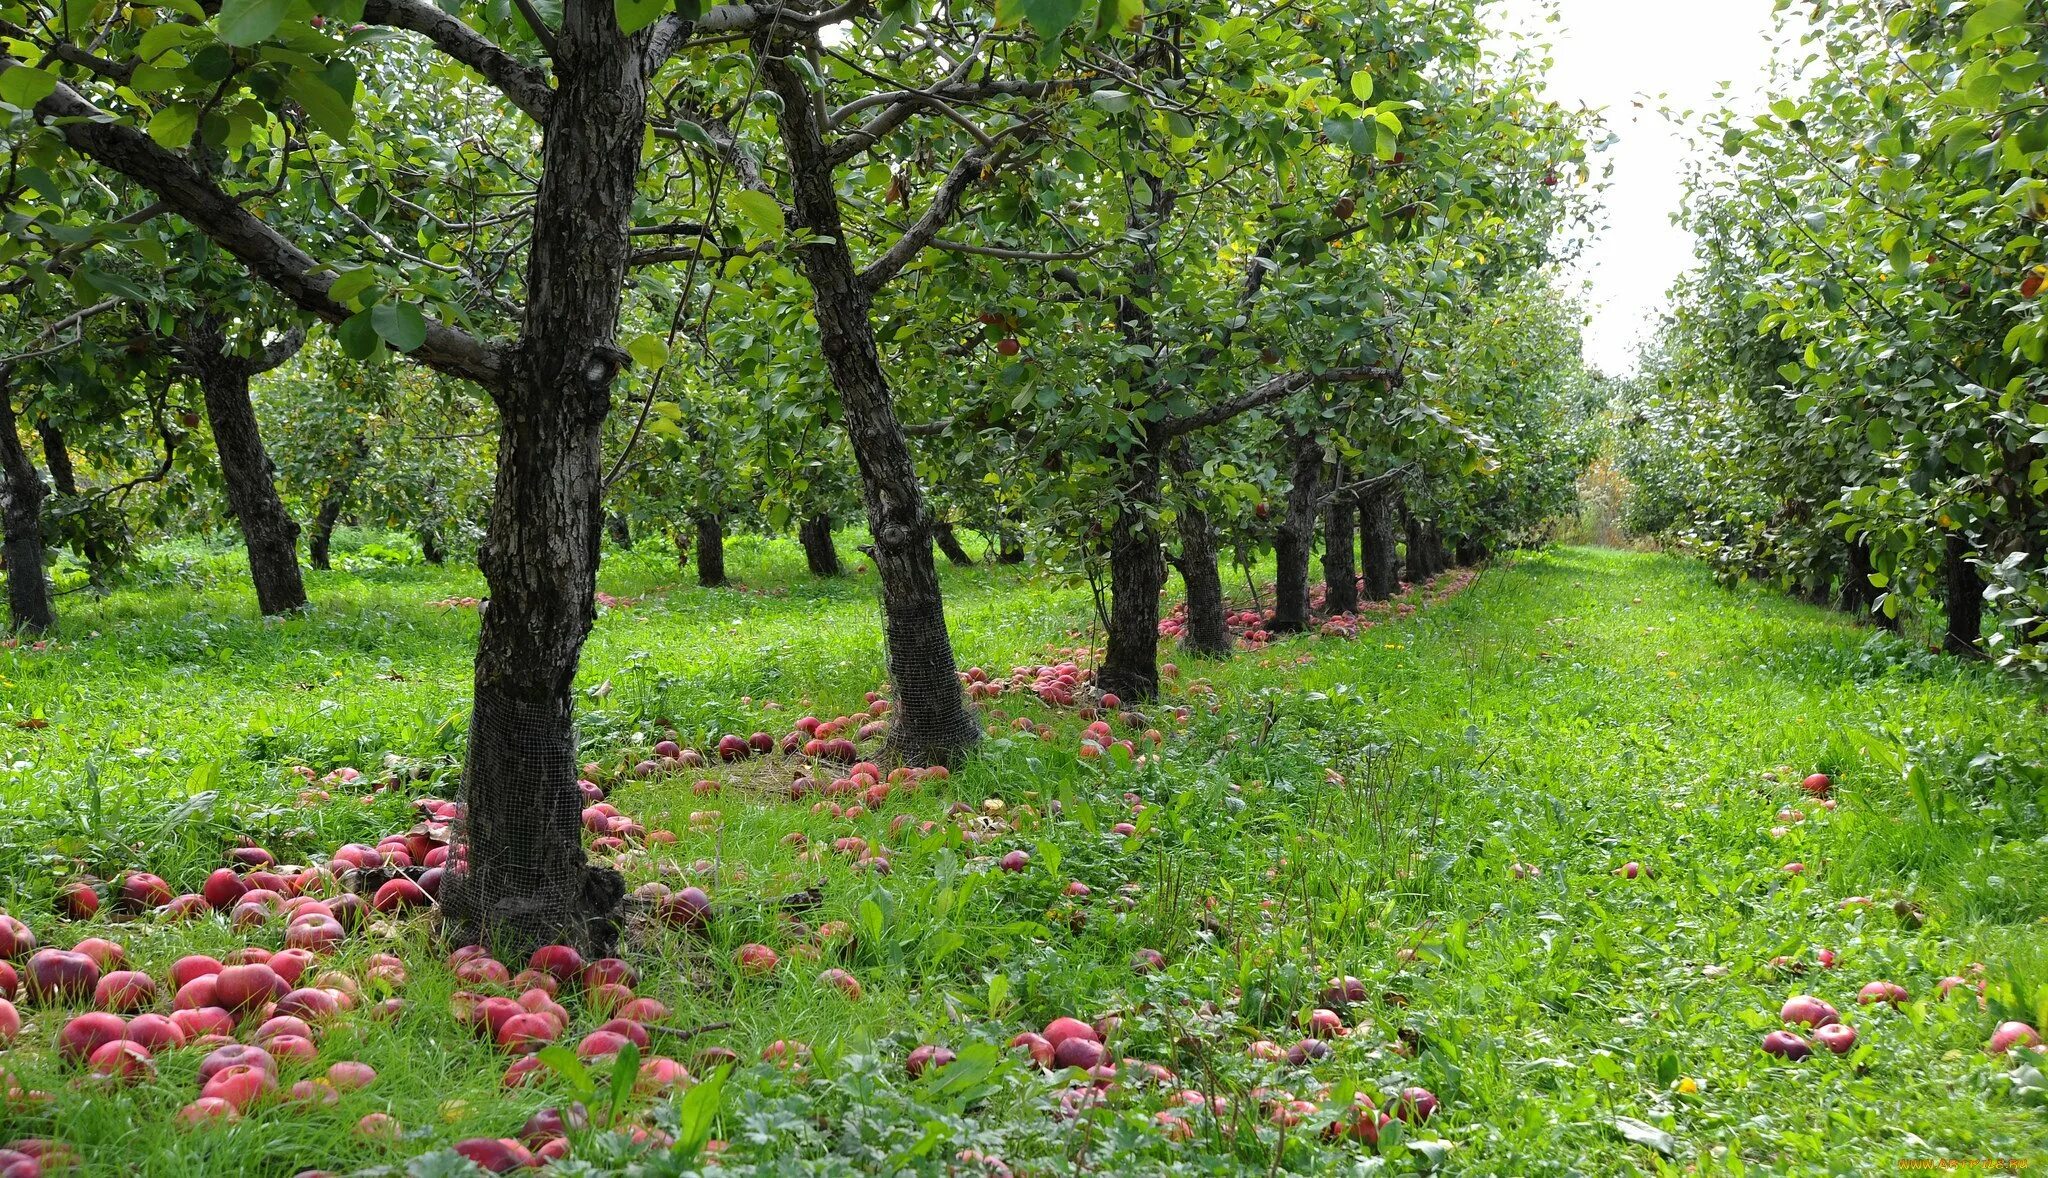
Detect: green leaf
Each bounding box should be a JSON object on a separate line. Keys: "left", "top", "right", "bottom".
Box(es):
{"left": 626, "top": 332, "right": 670, "bottom": 368}
{"left": 534, "top": 1044, "right": 595, "bottom": 1100}
{"left": 1963, "top": 0, "right": 2027, "bottom": 44}
{"left": 217, "top": 0, "right": 292, "bottom": 46}
{"left": 0, "top": 66, "right": 59, "bottom": 108}
{"left": 1349, "top": 71, "right": 1373, "bottom": 103}
{"left": 1019, "top": 0, "right": 1084, "bottom": 42}
{"left": 147, "top": 104, "right": 200, "bottom": 149}
{"left": 732, "top": 190, "right": 785, "bottom": 237}
{"left": 326, "top": 267, "right": 377, "bottom": 307}
{"left": 606, "top": 1041, "right": 641, "bottom": 1127}
{"left": 673, "top": 1065, "right": 728, "bottom": 1156}
{"left": 285, "top": 66, "right": 356, "bottom": 137}
{"left": 672, "top": 0, "right": 704, "bottom": 21}
{"left": 336, "top": 309, "right": 382, "bottom": 360}
{"left": 1866, "top": 418, "right": 1894, "bottom": 449}
{"left": 616, "top": 0, "right": 666, "bottom": 36}
{"left": 370, "top": 302, "right": 427, "bottom": 352}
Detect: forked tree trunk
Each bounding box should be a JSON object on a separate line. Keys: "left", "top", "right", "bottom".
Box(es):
{"left": 1099, "top": 453, "right": 1167, "bottom": 701}
{"left": 606, "top": 512, "right": 631, "bottom": 549}
{"left": 183, "top": 316, "right": 307, "bottom": 616}
{"left": 0, "top": 377, "right": 56, "bottom": 633}
{"left": 1322, "top": 462, "right": 1358, "bottom": 616}
{"left": 1359, "top": 483, "right": 1400, "bottom": 601}
{"left": 438, "top": 0, "right": 643, "bottom": 957}
{"left": 1271, "top": 432, "right": 1322, "bottom": 634}
{"left": 765, "top": 49, "right": 977, "bottom": 765}
{"left": 799, "top": 512, "right": 842, "bottom": 576}
{"left": 1942, "top": 531, "right": 1983, "bottom": 657}
{"left": 1169, "top": 447, "right": 1231, "bottom": 658}
{"left": 933, "top": 521, "right": 974, "bottom": 566}
{"left": 693, "top": 514, "right": 726, "bottom": 587}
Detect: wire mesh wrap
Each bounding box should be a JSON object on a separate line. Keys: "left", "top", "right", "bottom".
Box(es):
{"left": 440, "top": 687, "right": 624, "bottom": 956}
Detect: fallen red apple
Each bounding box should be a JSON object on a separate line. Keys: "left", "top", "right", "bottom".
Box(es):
{"left": 213, "top": 963, "right": 285, "bottom": 1014}
{"left": 818, "top": 968, "right": 862, "bottom": 999}
{"left": 201, "top": 1063, "right": 278, "bottom": 1111}
{"left": 1762, "top": 1030, "right": 1812, "bottom": 1059}
{"left": 906, "top": 1044, "right": 956, "bottom": 1077}
{"left": 371, "top": 878, "right": 431, "bottom": 913}
{"left": 1779, "top": 995, "right": 1839, "bottom": 1028}
{"left": 25, "top": 949, "right": 100, "bottom": 1002}
{"left": 1857, "top": 980, "right": 1908, "bottom": 1007}
{"left": 55, "top": 881, "right": 99, "bottom": 921}
{"left": 0, "top": 916, "right": 35, "bottom": 960}
{"left": 1990, "top": 1021, "right": 2041, "bottom": 1054}
{"left": 1800, "top": 773, "right": 1832, "bottom": 797}
{"left": 92, "top": 970, "right": 156, "bottom": 1012}
{"left": 1814, "top": 1023, "right": 1857, "bottom": 1053}
{"left": 202, "top": 869, "right": 249, "bottom": 911}
{"left": 70, "top": 937, "right": 124, "bottom": 969}
{"left": 453, "top": 1138, "right": 538, "bottom": 1173}
{"left": 177, "top": 1096, "right": 239, "bottom": 1125}
{"left": 170, "top": 955, "right": 224, "bottom": 989}
{"left": 0, "top": 998, "right": 18, "bottom": 1045}
{"left": 86, "top": 1039, "right": 155, "bottom": 1083}
{"left": 736, "top": 944, "right": 779, "bottom": 974}
{"left": 1052, "top": 1036, "right": 1105, "bottom": 1070}
{"left": 114, "top": 872, "right": 172, "bottom": 911}
{"left": 58, "top": 1012, "right": 129, "bottom": 1063}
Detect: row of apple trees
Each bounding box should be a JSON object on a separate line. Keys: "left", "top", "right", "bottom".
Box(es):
{"left": 1615, "top": 0, "right": 2048, "bottom": 669}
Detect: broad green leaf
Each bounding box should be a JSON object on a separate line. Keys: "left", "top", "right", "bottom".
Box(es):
{"left": 732, "top": 190, "right": 785, "bottom": 237}
{"left": 327, "top": 267, "right": 377, "bottom": 306}
{"left": 1349, "top": 72, "right": 1373, "bottom": 103}
{"left": 217, "top": 0, "right": 293, "bottom": 46}
{"left": 1019, "top": 0, "right": 1084, "bottom": 42}
{"left": 616, "top": 0, "right": 666, "bottom": 36}
{"left": 370, "top": 302, "right": 428, "bottom": 352}
{"left": 335, "top": 309, "right": 381, "bottom": 360}
{"left": 0, "top": 66, "right": 59, "bottom": 108}
{"left": 1962, "top": 0, "right": 2027, "bottom": 44}
{"left": 626, "top": 333, "right": 670, "bottom": 368}
{"left": 284, "top": 67, "right": 355, "bottom": 137}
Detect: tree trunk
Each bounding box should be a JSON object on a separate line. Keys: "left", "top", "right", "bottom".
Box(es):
{"left": 308, "top": 431, "right": 368, "bottom": 572}
{"left": 1942, "top": 531, "right": 1983, "bottom": 657}
{"left": 606, "top": 511, "right": 631, "bottom": 550}
{"left": 33, "top": 419, "right": 111, "bottom": 582}
{"left": 1168, "top": 447, "right": 1231, "bottom": 658}
{"left": 1359, "top": 483, "right": 1400, "bottom": 601}
{"left": 765, "top": 49, "right": 978, "bottom": 765}
{"left": 798, "top": 512, "right": 842, "bottom": 576}
{"left": 183, "top": 316, "right": 307, "bottom": 616}
{"left": 1843, "top": 535, "right": 1900, "bottom": 631}
{"left": 1271, "top": 432, "right": 1322, "bottom": 634}
{"left": 0, "top": 376, "right": 56, "bottom": 633}
{"left": 1322, "top": 462, "right": 1358, "bottom": 616}
{"left": 438, "top": 0, "right": 644, "bottom": 957}
{"left": 996, "top": 533, "right": 1025, "bottom": 564}
{"left": 693, "top": 513, "right": 726, "bottom": 587}
{"left": 933, "top": 521, "right": 974, "bottom": 566}
{"left": 1404, "top": 509, "right": 1444, "bottom": 584}
{"left": 1455, "top": 537, "right": 1486, "bottom": 567}
{"left": 1098, "top": 454, "right": 1166, "bottom": 701}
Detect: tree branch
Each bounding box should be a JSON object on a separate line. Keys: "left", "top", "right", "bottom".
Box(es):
{"left": 251, "top": 324, "right": 308, "bottom": 374}
{"left": 16, "top": 62, "right": 506, "bottom": 389}
{"left": 856, "top": 149, "right": 991, "bottom": 292}
{"left": 359, "top": 0, "right": 554, "bottom": 121}
{"left": 1158, "top": 364, "right": 1403, "bottom": 440}
{"left": 825, "top": 77, "right": 1104, "bottom": 168}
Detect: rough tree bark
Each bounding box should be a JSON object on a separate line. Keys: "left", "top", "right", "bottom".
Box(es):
{"left": 33, "top": 419, "right": 111, "bottom": 581}
{"left": 693, "top": 513, "right": 725, "bottom": 587}
{"left": 1098, "top": 449, "right": 1167, "bottom": 701}
{"left": 1358, "top": 483, "right": 1400, "bottom": 601}
{"left": 1404, "top": 508, "right": 1445, "bottom": 584}
{"left": 1843, "top": 535, "right": 1901, "bottom": 631}
{"left": 762, "top": 46, "right": 980, "bottom": 764}
{"left": 180, "top": 316, "right": 308, "bottom": 615}
{"left": 437, "top": 0, "right": 645, "bottom": 956}
{"left": 1168, "top": 445, "right": 1231, "bottom": 658}
{"left": 1271, "top": 431, "right": 1323, "bottom": 634}
{"left": 1942, "top": 531, "right": 1983, "bottom": 658}
{"left": 933, "top": 521, "right": 974, "bottom": 566}
{"left": 798, "top": 512, "right": 842, "bottom": 576}
{"left": 1322, "top": 461, "right": 1359, "bottom": 616}
{"left": 0, "top": 374, "right": 56, "bottom": 633}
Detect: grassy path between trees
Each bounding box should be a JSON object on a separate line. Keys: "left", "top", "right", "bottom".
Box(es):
{"left": 2, "top": 543, "right": 2044, "bottom": 1174}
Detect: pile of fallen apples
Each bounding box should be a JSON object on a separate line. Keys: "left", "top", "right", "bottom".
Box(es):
{"left": 1760, "top": 975, "right": 2040, "bottom": 1063}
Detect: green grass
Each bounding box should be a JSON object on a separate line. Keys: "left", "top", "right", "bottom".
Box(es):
{"left": 2, "top": 541, "right": 2045, "bottom": 1175}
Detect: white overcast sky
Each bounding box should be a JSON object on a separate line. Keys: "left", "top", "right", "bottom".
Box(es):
{"left": 1488, "top": 0, "right": 1790, "bottom": 375}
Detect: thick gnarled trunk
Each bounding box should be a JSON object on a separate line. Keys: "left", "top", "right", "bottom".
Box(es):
{"left": 184, "top": 316, "right": 307, "bottom": 615}
{"left": 799, "top": 512, "right": 842, "bottom": 576}
{"left": 1271, "top": 432, "right": 1322, "bottom": 634}
{"left": 440, "top": 0, "right": 643, "bottom": 956}
{"left": 0, "top": 378, "right": 55, "bottom": 633}
{"left": 1322, "top": 462, "right": 1358, "bottom": 616}
{"left": 765, "top": 47, "right": 977, "bottom": 764}
{"left": 1359, "top": 483, "right": 1399, "bottom": 601}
